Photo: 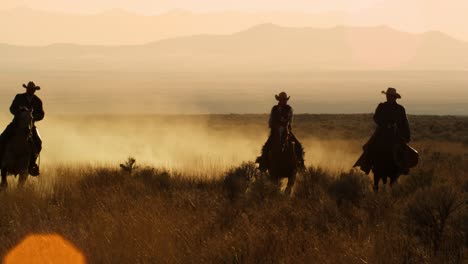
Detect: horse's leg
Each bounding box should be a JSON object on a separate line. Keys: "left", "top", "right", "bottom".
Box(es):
{"left": 1, "top": 168, "right": 7, "bottom": 189}
{"left": 18, "top": 171, "right": 28, "bottom": 187}
{"left": 268, "top": 171, "right": 283, "bottom": 193}
{"left": 285, "top": 172, "right": 296, "bottom": 196}
{"left": 269, "top": 173, "right": 280, "bottom": 187}
{"left": 373, "top": 173, "right": 380, "bottom": 192}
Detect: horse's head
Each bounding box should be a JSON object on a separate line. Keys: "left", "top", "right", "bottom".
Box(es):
{"left": 16, "top": 107, "right": 33, "bottom": 132}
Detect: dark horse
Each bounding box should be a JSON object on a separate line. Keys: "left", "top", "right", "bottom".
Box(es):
{"left": 1, "top": 107, "right": 34, "bottom": 188}
{"left": 355, "top": 131, "right": 418, "bottom": 191}
{"left": 266, "top": 127, "right": 298, "bottom": 195}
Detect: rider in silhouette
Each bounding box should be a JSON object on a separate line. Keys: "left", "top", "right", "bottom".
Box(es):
{"left": 354, "top": 87, "right": 412, "bottom": 190}
{"left": 256, "top": 92, "right": 305, "bottom": 171}
{"left": 0, "top": 81, "right": 44, "bottom": 176}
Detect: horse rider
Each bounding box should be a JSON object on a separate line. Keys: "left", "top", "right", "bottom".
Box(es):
{"left": 0, "top": 81, "right": 44, "bottom": 176}
{"left": 256, "top": 92, "right": 305, "bottom": 171}
{"left": 355, "top": 87, "right": 411, "bottom": 188}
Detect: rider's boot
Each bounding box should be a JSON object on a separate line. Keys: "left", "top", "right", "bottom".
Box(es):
{"left": 29, "top": 153, "right": 40, "bottom": 176}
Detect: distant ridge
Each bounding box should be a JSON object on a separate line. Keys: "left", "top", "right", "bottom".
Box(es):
{"left": 1, "top": 24, "right": 468, "bottom": 71}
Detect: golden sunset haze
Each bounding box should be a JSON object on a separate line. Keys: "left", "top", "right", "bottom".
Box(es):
{"left": 1, "top": 0, "right": 468, "bottom": 45}
{"left": 1, "top": 0, "right": 467, "bottom": 115}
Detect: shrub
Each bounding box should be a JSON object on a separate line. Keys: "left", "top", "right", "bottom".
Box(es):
{"left": 328, "top": 170, "right": 371, "bottom": 207}
{"left": 399, "top": 168, "right": 434, "bottom": 196}
{"left": 403, "top": 184, "right": 466, "bottom": 254}
{"left": 119, "top": 157, "right": 138, "bottom": 176}
{"left": 372, "top": 226, "right": 427, "bottom": 264}
{"left": 222, "top": 162, "right": 259, "bottom": 201}
{"left": 294, "top": 166, "right": 332, "bottom": 200}
{"left": 134, "top": 167, "right": 171, "bottom": 190}
{"left": 245, "top": 173, "right": 281, "bottom": 203}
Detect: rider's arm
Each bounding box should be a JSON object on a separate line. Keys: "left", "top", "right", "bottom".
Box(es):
{"left": 9, "top": 95, "right": 20, "bottom": 116}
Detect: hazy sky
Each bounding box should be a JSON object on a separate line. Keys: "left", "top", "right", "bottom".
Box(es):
{"left": 1, "top": 1, "right": 467, "bottom": 115}
{"left": 0, "top": 0, "right": 465, "bottom": 15}
{"left": 1, "top": 0, "right": 391, "bottom": 14}
{"left": 3, "top": 0, "right": 468, "bottom": 41}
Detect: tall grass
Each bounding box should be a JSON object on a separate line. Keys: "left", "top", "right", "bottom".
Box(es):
{"left": 0, "top": 147, "right": 465, "bottom": 263}
{"left": 0, "top": 114, "right": 466, "bottom": 263}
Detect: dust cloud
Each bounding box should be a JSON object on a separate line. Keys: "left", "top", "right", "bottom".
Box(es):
{"left": 0, "top": 114, "right": 361, "bottom": 177}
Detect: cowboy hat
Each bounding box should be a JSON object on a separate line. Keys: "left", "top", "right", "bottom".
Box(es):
{"left": 275, "top": 92, "right": 290, "bottom": 101}
{"left": 382, "top": 87, "right": 401, "bottom": 99}
{"left": 22, "top": 81, "right": 41, "bottom": 90}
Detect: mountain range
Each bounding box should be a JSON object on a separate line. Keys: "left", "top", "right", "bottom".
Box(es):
{"left": 0, "top": 8, "right": 347, "bottom": 46}
{"left": 2, "top": 7, "right": 468, "bottom": 46}
{"left": 1, "top": 24, "right": 468, "bottom": 71}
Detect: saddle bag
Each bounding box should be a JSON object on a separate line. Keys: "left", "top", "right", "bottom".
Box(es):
{"left": 393, "top": 143, "right": 419, "bottom": 173}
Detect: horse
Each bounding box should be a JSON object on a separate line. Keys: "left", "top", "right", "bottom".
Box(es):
{"left": 266, "top": 126, "right": 298, "bottom": 195}
{"left": 370, "top": 142, "right": 400, "bottom": 191}
{"left": 355, "top": 131, "right": 419, "bottom": 192}
{"left": 1, "top": 107, "right": 34, "bottom": 188}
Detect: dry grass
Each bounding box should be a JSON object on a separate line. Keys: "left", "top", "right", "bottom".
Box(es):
{"left": 0, "top": 114, "right": 466, "bottom": 263}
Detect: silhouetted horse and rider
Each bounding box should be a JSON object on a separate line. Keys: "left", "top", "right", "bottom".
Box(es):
{"left": 354, "top": 87, "right": 418, "bottom": 191}
{"left": 0, "top": 81, "right": 44, "bottom": 187}
{"left": 255, "top": 88, "right": 418, "bottom": 194}
{"left": 256, "top": 92, "right": 305, "bottom": 195}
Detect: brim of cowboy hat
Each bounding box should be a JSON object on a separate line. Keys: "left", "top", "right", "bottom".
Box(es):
{"left": 382, "top": 91, "right": 401, "bottom": 99}
{"left": 23, "top": 84, "right": 41, "bottom": 90}
{"left": 275, "top": 95, "right": 290, "bottom": 101}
